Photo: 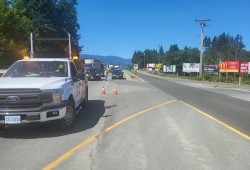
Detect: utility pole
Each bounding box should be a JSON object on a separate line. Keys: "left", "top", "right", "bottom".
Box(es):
{"left": 143, "top": 52, "right": 145, "bottom": 70}
{"left": 217, "top": 59, "right": 222, "bottom": 83}
{"left": 195, "top": 19, "right": 211, "bottom": 76}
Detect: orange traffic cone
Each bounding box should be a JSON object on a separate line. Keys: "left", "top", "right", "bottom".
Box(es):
{"left": 113, "top": 86, "right": 118, "bottom": 95}
{"left": 101, "top": 86, "right": 106, "bottom": 94}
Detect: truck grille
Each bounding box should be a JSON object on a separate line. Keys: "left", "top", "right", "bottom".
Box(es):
{"left": 0, "top": 89, "right": 52, "bottom": 111}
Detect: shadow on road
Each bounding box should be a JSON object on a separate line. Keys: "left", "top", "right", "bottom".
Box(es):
{"left": 0, "top": 100, "right": 105, "bottom": 139}
{"left": 111, "top": 78, "right": 126, "bottom": 80}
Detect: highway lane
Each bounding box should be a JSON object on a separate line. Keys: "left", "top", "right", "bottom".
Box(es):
{"left": 51, "top": 71, "right": 250, "bottom": 170}
{"left": 138, "top": 71, "right": 250, "bottom": 137}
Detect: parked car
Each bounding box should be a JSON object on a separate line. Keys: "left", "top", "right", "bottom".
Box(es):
{"left": 112, "top": 69, "right": 124, "bottom": 79}
{"left": 86, "top": 68, "right": 101, "bottom": 81}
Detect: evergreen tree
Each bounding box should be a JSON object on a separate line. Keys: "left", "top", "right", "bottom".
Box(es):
{"left": 0, "top": 0, "right": 81, "bottom": 68}
{"left": 0, "top": 0, "right": 33, "bottom": 67}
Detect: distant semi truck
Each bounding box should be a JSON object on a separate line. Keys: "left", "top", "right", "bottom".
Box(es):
{"left": 84, "top": 59, "right": 104, "bottom": 76}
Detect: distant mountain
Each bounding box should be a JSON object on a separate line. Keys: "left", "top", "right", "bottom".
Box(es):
{"left": 80, "top": 54, "right": 131, "bottom": 68}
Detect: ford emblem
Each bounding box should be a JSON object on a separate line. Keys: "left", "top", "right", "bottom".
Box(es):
{"left": 6, "top": 96, "right": 20, "bottom": 103}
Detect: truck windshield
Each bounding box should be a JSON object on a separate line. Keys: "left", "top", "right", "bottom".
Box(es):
{"left": 3, "top": 61, "right": 68, "bottom": 77}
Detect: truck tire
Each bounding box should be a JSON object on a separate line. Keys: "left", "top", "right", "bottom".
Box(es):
{"left": 59, "top": 100, "right": 76, "bottom": 130}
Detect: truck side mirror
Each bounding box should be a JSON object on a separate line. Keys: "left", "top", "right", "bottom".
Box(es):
{"left": 76, "top": 72, "right": 85, "bottom": 80}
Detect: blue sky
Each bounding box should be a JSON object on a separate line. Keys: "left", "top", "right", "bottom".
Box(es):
{"left": 77, "top": 0, "right": 250, "bottom": 59}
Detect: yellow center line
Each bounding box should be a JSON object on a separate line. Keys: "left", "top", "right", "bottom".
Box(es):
{"left": 104, "top": 99, "right": 176, "bottom": 132}
{"left": 180, "top": 100, "right": 250, "bottom": 141}
{"left": 43, "top": 99, "right": 177, "bottom": 170}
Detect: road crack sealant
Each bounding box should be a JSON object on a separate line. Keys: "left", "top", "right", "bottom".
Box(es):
{"left": 88, "top": 89, "right": 116, "bottom": 170}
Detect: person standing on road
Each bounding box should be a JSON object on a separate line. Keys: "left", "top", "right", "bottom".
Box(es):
{"left": 104, "top": 68, "right": 109, "bottom": 81}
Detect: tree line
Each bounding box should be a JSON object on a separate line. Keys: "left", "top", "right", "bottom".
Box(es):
{"left": 0, "top": 0, "right": 80, "bottom": 68}
{"left": 132, "top": 33, "right": 250, "bottom": 74}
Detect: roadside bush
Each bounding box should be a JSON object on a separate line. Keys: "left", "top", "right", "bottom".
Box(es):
{"left": 241, "top": 76, "right": 250, "bottom": 85}
{"left": 227, "top": 75, "right": 238, "bottom": 84}
{"left": 203, "top": 72, "right": 218, "bottom": 82}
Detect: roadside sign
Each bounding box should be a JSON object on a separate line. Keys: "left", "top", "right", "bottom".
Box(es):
{"left": 163, "top": 65, "right": 176, "bottom": 73}
{"left": 156, "top": 63, "right": 162, "bottom": 69}
{"left": 249, "top": 62, "right": 250, "bottom": 74}
{"left": 220, "top": 61, "right": 239, "bottom": 73}
{"left": 204, "top": 65, "right": 219, "bottom": 72}
{"left": 133, "top": 64, "right": 138, "bottom": 70}
{"left": 183, "top": 63, "right": 199, "bottom": 73}
{"left": 147, "top": 63, "right": 155, "bottom": 69}
{"left": 240, "top": 62, "right": 249, "bottom": 74}
{"left": 147, "top": 63, "right": 156, "bottom": 71}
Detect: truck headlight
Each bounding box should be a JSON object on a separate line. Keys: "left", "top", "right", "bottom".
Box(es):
{"left": 43, "top": 89, "right": 63, "bottom": 104}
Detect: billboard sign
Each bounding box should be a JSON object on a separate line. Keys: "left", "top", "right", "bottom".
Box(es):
{"left": 156, "top": 63, "right": 163, "bottom": 69}
{"left": 147, "top": 63, "right": 155, "bottom": 68}
{"left": 220, "top": 61, "right": 239, "bottom": 73}
{"left": 249, "top": 62, "right": 250, "bottom": 74}
{"left": 204, "top": 65, "right": 219, "bottom": 72}
{"left": 163, "top": 65, "right": 176, "bottom": 73}
{"left": 240, "top": 62, "right": 249, "bottom": 74}
{"left": 183, "top": 63, "right": 199, "bottom": 73}
{"left": 133, "top": 64, "right": 138, "bottom": 70}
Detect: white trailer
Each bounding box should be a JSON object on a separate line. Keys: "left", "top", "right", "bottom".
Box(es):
{"left": 84, "top": 59, "right": 102, "bottom": 74}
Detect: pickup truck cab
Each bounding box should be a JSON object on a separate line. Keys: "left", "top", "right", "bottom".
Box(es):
{"left": 0, "top": 58, "right": 88, "bottom": 130}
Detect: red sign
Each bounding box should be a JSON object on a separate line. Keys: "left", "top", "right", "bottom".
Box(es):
{"left": 240, "top": 62, "right": 249, "bottom": 74}
{"left": 220, "top": 61, "right": 239, "bottom": 73}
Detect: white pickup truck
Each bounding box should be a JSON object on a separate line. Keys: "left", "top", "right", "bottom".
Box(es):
{"left": 0, "top": 58, "right": 88, "bottom": 130}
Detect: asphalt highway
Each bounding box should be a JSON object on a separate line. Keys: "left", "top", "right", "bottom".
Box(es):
{"left": 138, "top": 71, "right": 250, "bottom": 136}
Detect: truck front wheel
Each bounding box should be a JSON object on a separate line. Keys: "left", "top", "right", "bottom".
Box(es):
{"left": 59, "top": 100, "right": 76, "bottom": 130}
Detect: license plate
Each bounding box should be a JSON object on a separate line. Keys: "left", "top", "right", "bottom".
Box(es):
{"left": 5, "top": 116, "right": 21, "bottom": 124}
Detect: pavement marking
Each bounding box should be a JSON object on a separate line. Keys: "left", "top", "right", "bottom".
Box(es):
{"left": 123, "top": 70, "right": 131, "bottom": 80}
{"left": 232, "top": 96, "right": 250, "bottom": 102}
{"left": 234, "top": 88, "right": 250, "bottom": 93}
{"left": 125, "top": 70, "right": 145, "bottom": 82}
{"left": 43, "top": 99, "right": 177, "bottom": 170}
{"left": 42, "top": 133, "right": 101, "bottom": 170}
{"left": 180, "top": 100, "right": 250, "bottom": 141}
{"left": 215, "top": 87, "right": 250, "bottom": 93}
{"left": 104, "top": 99, "right": 176, "bottom": 132}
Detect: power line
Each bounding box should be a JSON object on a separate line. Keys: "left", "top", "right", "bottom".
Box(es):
{"left": 195, "top": 19, "right": 211, "bottom": 76}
